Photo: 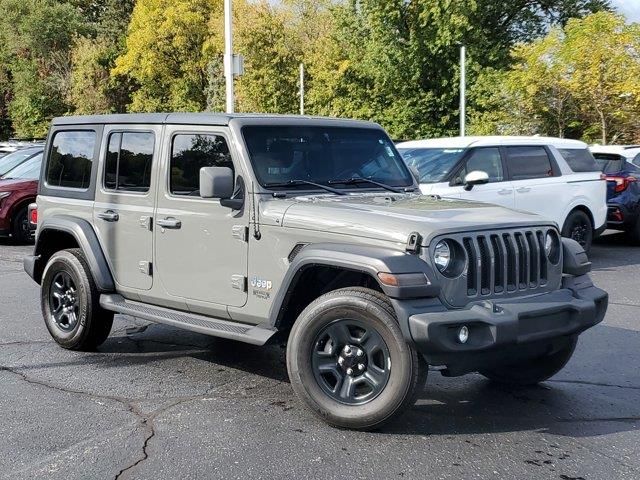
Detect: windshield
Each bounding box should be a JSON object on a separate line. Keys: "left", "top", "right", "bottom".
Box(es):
{"left": 397, "top": 147, "right": 465, "bottom": 183}
{"left": 3, "top": 153, "right": 43, "bottom": 180}
{"left": 242, "top": 126, "right": 413, "bottom": 190}
{"left": 0, "top": 148, "right": 41, "bottom": 176}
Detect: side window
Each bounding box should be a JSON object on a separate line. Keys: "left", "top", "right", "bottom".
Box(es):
{"left": 104, "top": 131, "right": 155, "bottom": 192}
{"left": 170, "top": 134, "right": 233, "bottom": 196}
{"left": 632, "top": 153, "right": 640, "bottom": 167}
{"left": 506, "top": 146, "right": 554, "bottom": 180}
{"left": 46, "top": 131, "right": 96, "bottom": 189}
{"left": 453, "top": 147, "right": 503, "bottom": 185}
{"left": 557, "top": 148, "right": 599, "bottom": 172}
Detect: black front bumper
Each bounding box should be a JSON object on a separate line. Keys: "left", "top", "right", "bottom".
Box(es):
{"left": 396, "top": 275, "right": 607, "bottom": 376}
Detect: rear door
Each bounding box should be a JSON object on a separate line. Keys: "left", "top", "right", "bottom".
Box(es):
{"left": 506, "top": 146, "right": 564, "bottom": 225}
{"left": 444, "top": 147, "right": 515, "bottom": 207}
{"left": 93, "top": 126, "right": 159, "bottom": 291}
{"left": 153, "top": 125, "right": 248, "bottom": 309}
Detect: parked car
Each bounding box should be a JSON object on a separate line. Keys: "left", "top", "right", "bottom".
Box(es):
{"left": 24, "top": 114, "right": 607, "bottom": 430}
{"left": 590, "top": 146, "right": 640, "bottom": 243}
{"left": 0, "top": 146, "right": 43, "bottom": 177}
{"left": 0, "top": 151, "right": 43, "bottom": 243}
{"left": 591, "top": 144, "right": 640, "bottom": 167}
{"left": 397, "top": 136, "right": 607, "bottom": 251}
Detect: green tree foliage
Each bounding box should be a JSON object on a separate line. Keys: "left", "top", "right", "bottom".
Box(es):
{"left": 306, "top": 0, "right": 609, "bottom": 139}
{"left": 469, "top": 11, "right": 640, "bottom": 144}
{"left": 0, "top": 0, "right": 85, "bottom": 137}
{"left": 113, "top": 0, "right": 221, "bottom": 112}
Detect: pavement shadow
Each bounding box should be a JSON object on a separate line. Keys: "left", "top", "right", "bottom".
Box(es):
{"left": 591, "top": 230, "right": 640, "bottom": 270}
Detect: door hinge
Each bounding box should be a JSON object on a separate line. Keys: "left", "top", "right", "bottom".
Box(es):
{"left": 139, "top": 216, "right": 153, "bottom": 231}
{"left": 232, "top": 225, "right": 249, "bottom": 242}
{"left": 139, "top": 261, "right": 152, "bottom": 276}
{"left": 231, "top": 275, "right": 247, "bottom": 292}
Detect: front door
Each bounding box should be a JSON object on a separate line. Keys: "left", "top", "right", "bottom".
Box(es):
{"left": 93, "top": 126, "right": 159, "bottom": 291}
{"left": 153, "top": 126, "right": 248, "bottom": 308}
{"left": 446, "top": 147, "right": 515, "bottom": 207}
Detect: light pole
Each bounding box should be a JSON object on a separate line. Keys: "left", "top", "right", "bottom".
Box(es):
{"left": 459, "top": 45, "right": 466, "bottom": 137}
{"left": 224, "top": 0, "right": 234, "bottom": 113}
{"left": 299, "top": 63, "right": 305, "bottom": 115}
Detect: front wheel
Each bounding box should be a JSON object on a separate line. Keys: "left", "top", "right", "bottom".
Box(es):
{"left": 480, "top": 337, "right": 578, "bottom": 386}
{"left": 562, "top": 210, "right": 593, "bottom": 252}
{"left": 286, "top": 287, "right": 427, "bottom": 430}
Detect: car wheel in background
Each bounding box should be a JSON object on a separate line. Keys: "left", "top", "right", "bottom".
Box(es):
{"left": 562, "top": 210, "right": 593, "bottom": 253}
{"left": 480, "top": 337, "right": 578, "bottom": 385}
{"left": 11, "top": 206, "right": 32, "bottom": 244}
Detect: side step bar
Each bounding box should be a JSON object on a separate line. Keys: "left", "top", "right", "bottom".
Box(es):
{"left": 100, "top": 294, "right": 277, "bottom": 346}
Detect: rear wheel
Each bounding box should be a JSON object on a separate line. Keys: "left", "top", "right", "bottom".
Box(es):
{"left": 11, "top": 206, "right": 32, "bottom": 244}
{"left": 41, "top": 248, "right": 113, "bottom": 351}
{"left": 480, "top": 337, "right": 578, "bottom": 386}
{"left": 562, "top": 210, "right": 593, "bottom": 252}
{"left": 287, "top": 287, "right": 427, "bottom": 430}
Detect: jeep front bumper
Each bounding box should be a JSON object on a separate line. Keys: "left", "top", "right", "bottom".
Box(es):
{"left": 393, "top": 275, "right": 608, "bottom": 376}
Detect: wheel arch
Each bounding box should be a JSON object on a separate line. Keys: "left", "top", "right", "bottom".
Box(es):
{"left": 562, "top": 204, "right": 595, "bottom": 231}
{"left": 270, "top": 243, "right": 439, "bottom": 333}
{"left": 8, "top": 196, "right": 36, "bottom": 230}
{"left": 27, "top": 215, "right": 114, "bottom": 291}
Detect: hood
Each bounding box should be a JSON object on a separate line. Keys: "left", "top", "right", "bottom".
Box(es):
{"left": 274, "top": 193, "right": 551, "bottom": 246}
{"left": 0, "top": 178, "right": 38, "bottom": 191}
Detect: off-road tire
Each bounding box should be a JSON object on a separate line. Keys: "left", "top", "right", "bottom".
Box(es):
{"left": 287, "top": 287, "right": 427, "bottom": 430}
{"left": 11, "top": 206, "right": 32, "bottom": 244}
{"left": 562, "top": 210, "right": 593, "bottom": 253}
{"left": 480, "top": 337, "right": 578, "bottom": 386}
{"left": 41, "top": 248, "right": 113, "bottom": 350}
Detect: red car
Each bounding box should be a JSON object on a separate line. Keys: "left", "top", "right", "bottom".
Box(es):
{"left": 0, "top": 150, "right": 43, "bottom": 243}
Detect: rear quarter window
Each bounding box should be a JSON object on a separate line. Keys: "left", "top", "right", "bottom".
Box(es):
{"left": 557, "top": 148, "right": 600, "bottom": 172}
{"left": 46, "top": 131, "right": 96, "bottom": 189}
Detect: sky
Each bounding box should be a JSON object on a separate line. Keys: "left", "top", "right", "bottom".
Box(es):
{"left": 612, "top": 0, "right": 640, "bottom": 22}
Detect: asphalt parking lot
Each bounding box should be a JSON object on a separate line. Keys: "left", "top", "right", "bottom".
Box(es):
{"left": 1, "top": 233, "right": 639, "bottom": 480}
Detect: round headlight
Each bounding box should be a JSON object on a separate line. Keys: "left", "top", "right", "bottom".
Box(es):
{"left": 544, "top": 231, "right": 560, "bottom": 264}
{"left": 434, "top": 240, "right": 451, "bottom": 272}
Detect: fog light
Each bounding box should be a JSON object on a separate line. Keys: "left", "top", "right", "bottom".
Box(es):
{"left": 457, "top": 325, "right": 469, "bottom": 344}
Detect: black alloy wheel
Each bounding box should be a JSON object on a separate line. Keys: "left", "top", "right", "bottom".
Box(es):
{"left": 311, "top": 319, "right": 391, "bottom": 405}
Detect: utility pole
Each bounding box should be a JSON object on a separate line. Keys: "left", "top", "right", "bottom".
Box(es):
{"left": 299, "top": 63, "right": 305, "bottom": 115}
{"left": 224, "top": 0, "right": 234, "bottom": 113}
{"left": 459, "top": 45, "right": 466, "bottom": 137}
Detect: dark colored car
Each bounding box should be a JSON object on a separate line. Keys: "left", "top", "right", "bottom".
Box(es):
{"left": 592, "top": 152, "right": 640, "bottom": 243}
{"left": 0, "top": 151, "right": 43, "bottom": 243}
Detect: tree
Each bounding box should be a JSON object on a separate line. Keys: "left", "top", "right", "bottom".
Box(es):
{"left": 561, "top": 12, "right": 640, "bottom": 144}
{"left": 0, "top": 0, "right": 85, "bottom": 137}
{"left": 113, "top": 0, "right": 221, "bottom": 112}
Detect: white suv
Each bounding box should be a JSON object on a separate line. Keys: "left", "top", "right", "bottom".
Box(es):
{"left": 397, "top": 136, "right": 607, "bottom": 251}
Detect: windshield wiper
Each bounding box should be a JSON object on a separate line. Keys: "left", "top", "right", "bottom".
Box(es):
{"left": 328, "top": 177, "right": 406, "bottom": 193}
{"left": 264, "top": 179, "right": 346, "bottom": 196}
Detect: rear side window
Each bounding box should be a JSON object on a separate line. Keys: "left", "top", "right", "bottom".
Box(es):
{"left": 46, "top": 131, "right": 96, "bottom": 189}
{"left": 632, "top": 153, "right": 640, "bottom": 167}
{"left": 104, "top": 132, "right": 155, "bottom": 192}
{"left": 505, "top": 146, "right": 554, "bottom": 180}
{"left": 170, "top": 134, "right": 233, "bottom": 196}
{"left": 557, "top": 148, "right": 599, "bottom": 172}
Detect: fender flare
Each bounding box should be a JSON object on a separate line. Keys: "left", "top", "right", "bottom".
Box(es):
{"left": 269, "top": 243, "right": 440, "bottom": 328}
{"left": 27, "top": 215, "right": 115, "bottom": 291}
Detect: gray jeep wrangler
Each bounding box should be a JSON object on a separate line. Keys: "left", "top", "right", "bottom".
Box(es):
{"left": 24, "top": 113, "right": 608, "bottom": 430}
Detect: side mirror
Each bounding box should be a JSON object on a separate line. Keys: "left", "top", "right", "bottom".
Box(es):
{"left": 463, "top": 170, "right": 489, "bottom": 191}
{"left": 200, "top": 166, "right": 234, "bottom": 199}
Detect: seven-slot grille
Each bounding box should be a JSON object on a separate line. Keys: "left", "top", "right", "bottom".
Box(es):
{"left": 430, "top": 227, "right": 562, "bottom": 307}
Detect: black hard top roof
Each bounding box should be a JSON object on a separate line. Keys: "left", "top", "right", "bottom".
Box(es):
{"left": 51, "top": 112, "right": 381, "bottom": 129}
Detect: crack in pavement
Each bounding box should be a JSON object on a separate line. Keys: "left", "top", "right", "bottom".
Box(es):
{"left": 0, "top": 364, "right": 260, "bottom": 479}
{"left": 549, "top": 379, "right": 640, "bottom": 391}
